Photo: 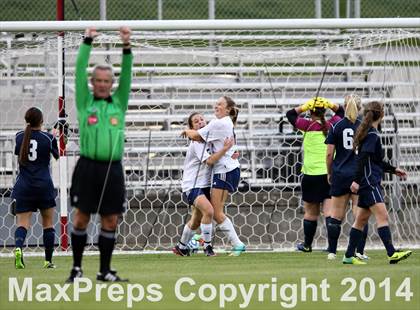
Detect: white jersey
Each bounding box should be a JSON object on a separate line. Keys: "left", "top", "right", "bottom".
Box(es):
{"left": 181, "top": 141, "right": 212, "bottom": 192}
{"left": 197, "top": 116, "right": 240, "bottom": 174}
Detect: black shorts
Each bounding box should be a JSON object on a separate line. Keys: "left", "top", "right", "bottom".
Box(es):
{"left": 330, "top": 173, "right": 354, "bottom": 197}
{"left": 70, "top": 156, "right": 126, "bottom": 215}
{"left": 301, "top": 174, "right": 331, "bottom": 203}
{"left": 15, "top": 199, "right": 56, "bottom": 214}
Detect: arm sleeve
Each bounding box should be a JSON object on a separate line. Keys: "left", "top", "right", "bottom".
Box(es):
{"left": 335, "top": 105, "right": 345, "bottom": 119}
{"left": 51, "top": 137, "right": 59, "bottom": 160}
{"left": 75, "top": 38, "right": 93, "bottom": 111}
{"left": 285, "top": 109, "right": 298, "bottom": 127}
{"left": 114, "top": 49, "right": 133, "bottom": 112}
{"left": 382, "top": 160, "right": 396, "bottom": 174}
{"left": 354, "top": 151, "right": 369, "bottom": 183}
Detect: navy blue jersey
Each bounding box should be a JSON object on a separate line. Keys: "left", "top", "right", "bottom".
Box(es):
{"left": 325, "top": 117, "right": 361, "bottom": 178}
{"left": 12, "top": 130, "right": 59, "bottom": 201}
{"left": 358, "top": 127, "right": 383, "bottom": 189}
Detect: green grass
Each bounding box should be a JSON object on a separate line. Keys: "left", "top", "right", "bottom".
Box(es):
{"left": 0, "top": 250, "right": 419, "bottom": 310}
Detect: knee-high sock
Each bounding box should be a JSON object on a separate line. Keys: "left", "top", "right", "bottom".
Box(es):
{"left": 378, "top": 226, "right": 395, "bottom": 257}
{"left": 303, "top": 219, "right": 317, "bottom": 247}
{"left": 218, "top": 218, "right": 242, "bottom": 247}
{"left": 98, "top": 228, "right": 116, "bottom": 273}
{"left": 345, "top": 227, "right": 363, "bottom": 258}
{"left": 71, "top": 228, "right": 87, "bottom": 268}
{"left": 200, "top": 223, "right": 212, "bottom": 248}
{"left": 43, "top": 227, "right": 55, "bottom": 262}
{"left": 179, "top": 224, "right": 195, "bottom": 249}
{"left": 356, "top": 224, "right": 368, "bottom": 255}
{"left": 15, "top": 226, "right": 27, "bottom": 249}
{"left": 325, "top": 216, "right": 331, "bottom": 251}
{"left": 327, "top": 218, "right": 342, "bottom": 254}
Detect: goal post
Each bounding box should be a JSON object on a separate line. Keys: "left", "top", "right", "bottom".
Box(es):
{"left": 0, "top": 19, "right": 419, "bottom": 254}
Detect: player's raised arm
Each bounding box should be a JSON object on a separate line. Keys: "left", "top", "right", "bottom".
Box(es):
{"left": 75, "top": 28, "right": 98, "bottom": 111}
{"left": 114, "top": 27, "right": 133, "bottom": 112}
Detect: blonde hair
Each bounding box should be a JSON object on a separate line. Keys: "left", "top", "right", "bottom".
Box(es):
{"left": 344, "top": 94, "right": 361, "bottom": 124}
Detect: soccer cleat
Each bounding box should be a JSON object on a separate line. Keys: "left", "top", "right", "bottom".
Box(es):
{"left": 96, "top": 270, "right": 129, "bottom": 282}
{"left": 43, "top": 261, "right": 56, "bottom": 269}
{"left": 172, "top": 245, "right": 191, "bottom": 257}
{"left": 229, "top": 243, "right": 246, "bottom": 257}
{"left": 388, "top": 250, "right": 412, "bottom": 264}
{"left": 66, "top": 267, "right": 83, "bottom": 283}
{"left": 355, "top": 252, "right": 369, "bottom": 261}
{"left": 14, "top": 248, "right": 25, "bottom": 269}
{"left": 296, "top": 242, "right": 312, "bottom": 253}
{"left": 342, "top": 256, "right": 367, "bottom": 265}
{"left": 327, "top": 253, "right": 336, "bottom": 260}
{"left": 204, "top": 244, "right": 216, "bottom": 257}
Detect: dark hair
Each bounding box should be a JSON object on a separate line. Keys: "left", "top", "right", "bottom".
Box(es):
{"left": 311, "top": 107, "right": 328, "bottom": 137}
{"left": 223, "top": 95, "right": 239, "bottom": 125}
{"left": 353, "top": 101, "right": 384, "bottom": 151}
{"left": 187, "top": 112, "right": 201, "bottom": 129}
{"left": 19, "top": 107, "right": 43, "bottom": 165}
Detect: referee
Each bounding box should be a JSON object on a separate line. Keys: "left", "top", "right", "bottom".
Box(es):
{"left": 66, "top": 27, "right": 132, "bottom": 283}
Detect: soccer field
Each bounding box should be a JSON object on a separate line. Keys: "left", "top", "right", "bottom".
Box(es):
{"left": 0, "top": 250, "right": 418, "bottom": 310}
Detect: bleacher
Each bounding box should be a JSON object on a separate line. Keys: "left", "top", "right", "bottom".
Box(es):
{"left": 1, "top": 31, "right": 420, "bottom": 192}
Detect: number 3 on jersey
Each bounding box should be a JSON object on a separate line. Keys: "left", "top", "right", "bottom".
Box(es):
{"left": 28, "top": 139, "right": 38, "bottom": 161}
{"left": 343, "top": 128, "right": 354, "bottom": 150}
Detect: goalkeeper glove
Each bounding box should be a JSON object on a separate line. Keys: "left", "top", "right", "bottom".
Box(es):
{"left": 318, "top": 97, "right": 335, "bottom": 109}
{"left": 301, "top": 99, "right": 315, "bottom": 112}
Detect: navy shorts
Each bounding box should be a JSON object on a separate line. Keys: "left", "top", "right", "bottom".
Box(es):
{"left": 358, "top": 185, "right": 384, "bottom": 208}
{"left": 301, "top": 174, "right": 331, "bottom": 203}
{"left": 330, "top": 174, "right": 354, "bottom": 197}
{"left": 183, "top": 187, "right": 211, "bottom": 206}
{"left": 212, "top": 167, "right": 240, "bottom": 193}
{"left": 14, "top": 199, "right": 56, "bottom": 214}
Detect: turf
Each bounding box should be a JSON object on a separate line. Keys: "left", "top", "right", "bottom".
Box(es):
{"left": 0, "top": 250, "right": 419, "bottom": 310}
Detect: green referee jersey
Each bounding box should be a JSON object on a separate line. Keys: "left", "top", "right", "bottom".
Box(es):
{"left": 75, "top": 38, "right": 132, "bottom": 161}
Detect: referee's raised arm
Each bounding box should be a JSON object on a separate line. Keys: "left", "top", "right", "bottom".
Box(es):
{"left": 75, "top": 28, "right": 98, "bottom": 111}
{"left": 114, "top": 27, "right": 133, "bottom": 112}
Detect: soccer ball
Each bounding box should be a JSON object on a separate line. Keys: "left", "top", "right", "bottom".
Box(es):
{"left": 187, "top": 234, "right": 201, "bottom": 254}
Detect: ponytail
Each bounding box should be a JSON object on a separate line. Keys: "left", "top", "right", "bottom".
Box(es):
{"left": 18, "top": 107, "right": 43, "bottom": 165}
{"left": 353, "top": 101, "right": 384, "bottom": 151}
{"left": 229, "top": 107, "right": 239, "bottom": 126}
{"left": 311, "top": 107, "right": 328, "bottom": 137}
{"left": 19, "top": 124, "right": 32, "bottom": 165}
{"left": 353, "top": 111, "right": 374, "bottom": 151}
{"left": 344, "top": 94, "right": 361, "bottom": 124}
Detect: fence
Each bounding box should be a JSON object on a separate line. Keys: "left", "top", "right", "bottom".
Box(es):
{"left": 1, "top": 0, "right": 420, "bottom": 21}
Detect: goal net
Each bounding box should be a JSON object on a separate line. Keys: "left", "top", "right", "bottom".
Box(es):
{"left": 1, "top": 22, "right": 419, "bottom": 253}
